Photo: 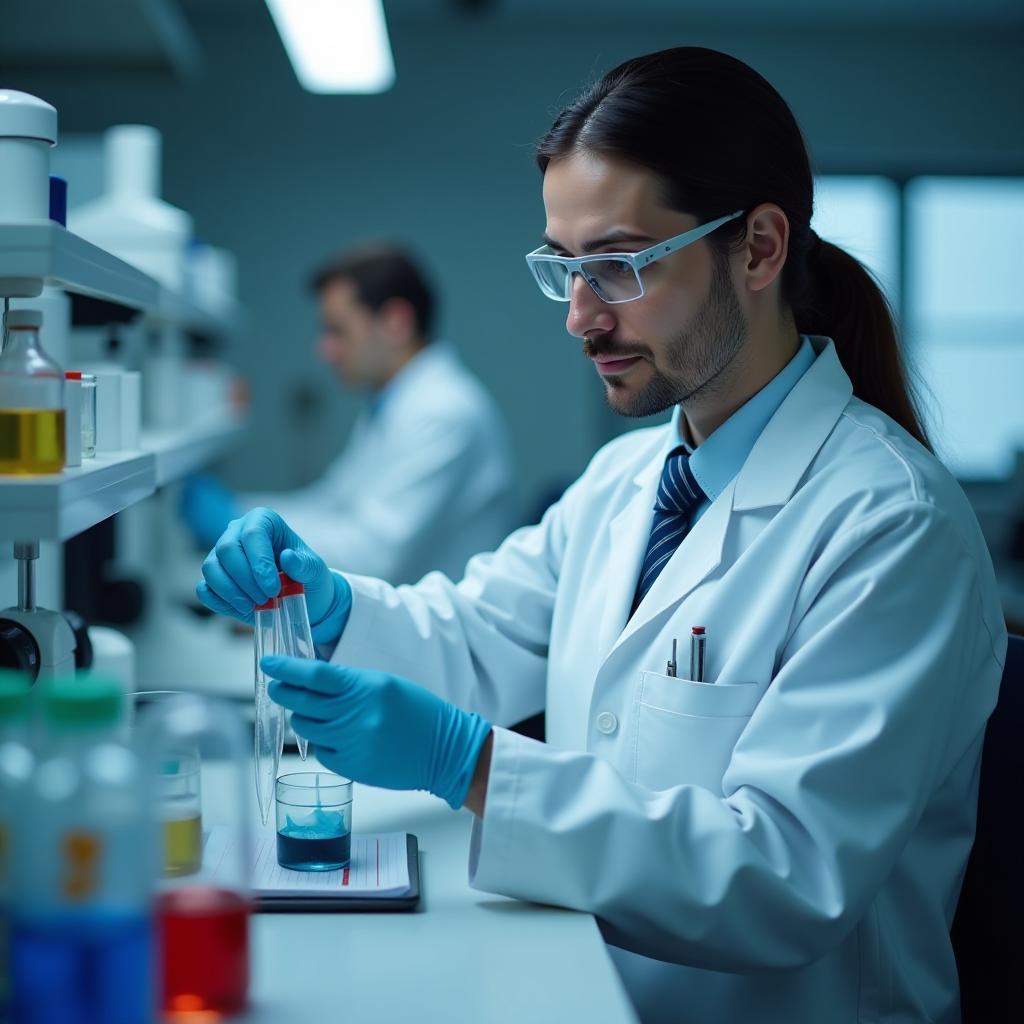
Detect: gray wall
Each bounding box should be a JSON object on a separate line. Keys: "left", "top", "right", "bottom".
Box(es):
{"left": 8, "top": 10, "right": 1024, "bottom": 519}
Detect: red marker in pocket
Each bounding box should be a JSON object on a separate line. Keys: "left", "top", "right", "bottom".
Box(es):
{"left": 689, "top": 626, "right": 707, "bottom": 682}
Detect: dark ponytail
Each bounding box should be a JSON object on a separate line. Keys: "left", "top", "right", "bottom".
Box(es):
{"left": 800, "top": 235, "right": 930, "bottom": 449}
{"left": 536, "top": 47, "right": 932, "bottom": 451}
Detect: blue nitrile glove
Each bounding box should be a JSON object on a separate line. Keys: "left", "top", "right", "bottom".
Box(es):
{"left": 196, "top": 507, "right": 351, "bottom": 646}
{"left": 180, "top": 473, "right": 240, "bottom": 549}
{"left": 263, "top": 655, "right": 492, "bottom": 810}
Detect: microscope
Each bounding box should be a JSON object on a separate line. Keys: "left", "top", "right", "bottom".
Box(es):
{"left": 0, "top": 541, "right": 87, "bottom": 682}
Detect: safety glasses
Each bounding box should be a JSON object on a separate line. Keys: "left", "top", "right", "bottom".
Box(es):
{"left": 525, "top": 209, "right": 745, "bottom": 304}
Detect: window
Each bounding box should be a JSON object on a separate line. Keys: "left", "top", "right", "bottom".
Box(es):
{"left": 906, "top": 178, "right": 1024, "bottom": 479}
{"left": 812, "top": 175, "right": 901, "bottom": 309}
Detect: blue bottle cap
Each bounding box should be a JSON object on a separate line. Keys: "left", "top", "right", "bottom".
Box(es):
{"left": 49, "top": 175, "right": 67, "bottom": 226}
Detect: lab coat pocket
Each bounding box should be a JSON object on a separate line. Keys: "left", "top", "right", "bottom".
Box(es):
{"left": 632, "top": 671, "right": 761, "bottom": 793}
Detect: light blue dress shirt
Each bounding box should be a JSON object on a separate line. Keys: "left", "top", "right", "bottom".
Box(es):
{"left": 684, "top": 335, "right": 816, "bottom": 524}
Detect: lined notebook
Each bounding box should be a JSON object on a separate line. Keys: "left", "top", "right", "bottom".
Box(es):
{"left": 199, "top": 825, "right": 412, "bottom": 897}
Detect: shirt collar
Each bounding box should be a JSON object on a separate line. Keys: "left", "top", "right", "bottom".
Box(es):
{"left": 670, "top": 335, "right": 817, "bottom": 501}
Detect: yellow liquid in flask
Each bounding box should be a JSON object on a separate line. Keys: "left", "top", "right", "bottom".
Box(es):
{"left": 164, "top": 814, "right": 203, "bottom": 877}
{"left": 0, "top": 409, "right": 66, "bottom": 475}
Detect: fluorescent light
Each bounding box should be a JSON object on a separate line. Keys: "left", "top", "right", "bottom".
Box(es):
{"left": 265, "top": 0, "right": 395, "bottom": 94}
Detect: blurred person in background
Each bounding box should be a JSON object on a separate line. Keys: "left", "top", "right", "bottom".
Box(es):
{"left": 181, "top": 243, "right": 514, "bottom": 584}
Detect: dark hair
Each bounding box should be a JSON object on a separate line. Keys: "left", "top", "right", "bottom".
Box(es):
{"left": 309, "top": 243, "right": 436, "bottom": 342}
{"left": 536, "top": 47, "right": 930, "bottom": 450}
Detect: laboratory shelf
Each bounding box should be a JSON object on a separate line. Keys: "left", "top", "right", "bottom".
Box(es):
{"left": 143, "top": 415, "right": 245, "bottom": 487}
{"left": 0, "top": 223, "right": 242, "bottom": 336}
{"left": 0, "top": 222, "right": 158, "bottom": 312}
{"left": 0, "top": 417, "right": 246, "bottom": 541}
{"left": 0, "top": 449, "right": 156, "bottom": 543}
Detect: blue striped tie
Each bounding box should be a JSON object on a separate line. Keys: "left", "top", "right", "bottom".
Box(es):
{"left": 631, "top": 446, "right": 705, "bottom": 614}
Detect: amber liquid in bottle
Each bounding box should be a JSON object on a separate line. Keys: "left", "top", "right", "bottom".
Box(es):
{"left": 0, "top": 408, "right": 66, "bottom": 475}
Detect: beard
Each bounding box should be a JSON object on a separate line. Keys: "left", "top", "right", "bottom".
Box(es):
{"left": 595, "top": 257, "right": 748, "bottom": 419}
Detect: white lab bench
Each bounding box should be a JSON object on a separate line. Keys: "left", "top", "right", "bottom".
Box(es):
{"left": 200, "top": 759, "right": 639, "bottom": 1024}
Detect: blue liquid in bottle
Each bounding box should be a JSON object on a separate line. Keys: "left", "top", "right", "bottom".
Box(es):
{"left": 11, "top": 912, "right": 154, "bottom": 1024}
{"left": 9, "top": 678, "right": 157, "bottom": 1024}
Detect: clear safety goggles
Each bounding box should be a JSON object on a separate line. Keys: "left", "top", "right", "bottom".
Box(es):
{"left": 525, "top": 209, "right": 745, "bottom": 304}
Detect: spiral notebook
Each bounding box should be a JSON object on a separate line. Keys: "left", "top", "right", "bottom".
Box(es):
{"left": 198, "top": 825, "right": 420, "bottom": 912}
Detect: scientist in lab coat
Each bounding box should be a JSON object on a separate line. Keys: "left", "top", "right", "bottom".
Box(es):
{"left": 197, "top": 48, "right": 1007, "bottom": 1024}
{"left": 182, "top": 243, "right": 514, "bottom": 584}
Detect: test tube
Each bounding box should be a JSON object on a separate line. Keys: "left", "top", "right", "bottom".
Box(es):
{"left": 254, "top": 596, "right": 284, "bottom": 827}
{"left": 80, "top": 373, "right": 96, "bottom": 457}
{"left": 276, "top": 573, "right": 316, "bottom": 762}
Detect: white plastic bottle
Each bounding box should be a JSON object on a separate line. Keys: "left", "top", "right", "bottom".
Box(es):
{"left": 68, "top": 125, "right": 192, "bottom": 292}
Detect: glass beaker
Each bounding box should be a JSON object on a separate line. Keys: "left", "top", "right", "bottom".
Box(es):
{"left": 0, "top": 308, "right": 65, "bottom": 475}
{"left": 275, "top": 772, "right": 353, "bottom": 872}
{"left": 159, "top": 750, "right": 202, "bottom": 877}
{"left": 132, "top": 691, "right": 204, "bottom": 877}
{"left": 137, "top": 694, "right": 251, "bottom": 1020}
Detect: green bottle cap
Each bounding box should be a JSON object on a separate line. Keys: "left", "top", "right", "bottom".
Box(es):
{"left": 0, "top": 670, "right": 32, "bottom": 721}
{"left": 42, "top": 676, "right": 122, "bottom": 728}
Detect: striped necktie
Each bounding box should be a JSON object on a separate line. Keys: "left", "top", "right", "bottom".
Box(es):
{"left": 631, "top": 446, "right": 706, "bottom": 614}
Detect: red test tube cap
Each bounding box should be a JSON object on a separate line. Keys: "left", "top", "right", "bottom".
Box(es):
{"left": 691, "top": 626, "right": 706, "bottom": 635}
{"left": 65, "top": 370, "right": 82, "bottom": 379}
{"left": 278, "top": 572, "right": 304, "bottom": 597}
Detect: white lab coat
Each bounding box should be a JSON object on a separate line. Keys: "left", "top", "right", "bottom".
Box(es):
{"left": 329, "top": 337, "right": 1007, "bottom": 1023}
{"left": 248, "top": 343, "right": 514, "bottom": 584}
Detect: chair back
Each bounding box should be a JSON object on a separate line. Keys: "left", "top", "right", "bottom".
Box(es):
{"left": 951, "top": 633, "right": 1024, "bottom": 1020}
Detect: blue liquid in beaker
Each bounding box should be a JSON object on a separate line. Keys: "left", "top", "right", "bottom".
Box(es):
{"left": 276, "top": 811, "right": 350, "bottom": 871}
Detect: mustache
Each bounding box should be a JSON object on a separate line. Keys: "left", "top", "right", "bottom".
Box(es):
{"left": 583, "top": 337, "right": 649, "bottom": 361}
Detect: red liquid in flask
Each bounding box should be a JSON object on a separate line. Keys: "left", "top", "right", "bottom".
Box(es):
{"left": 159, "top": 886, "right": 250, "bottom": 1018}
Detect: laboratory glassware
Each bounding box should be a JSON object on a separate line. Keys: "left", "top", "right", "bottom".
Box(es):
{"left": 63, "top": 371, "right": 82, "bottom": 466}
{"left": 0, "top": 672, "right": 33, "bottom": 1018}
{"left": 0, "top": 308, "right": 65, "bottom": 475}
{"left": 254, "top": 595, "right": 285, "bottom": 827}
{"left": 10, "top": 675, "right": 157, "bottom": 1024}
{"left": 81, "top": 372, "right": 97, "bottom": 456}
{"left": 90, "top": 369, "right": 123, "bottom": 452}
{"left": 159, "top": 748, "right": 202, "bottom": 877}
{"left": 132, "top": 690, "right": 203, "bottom": 875}
{"left": 275, "top": 772, "right": 353, "bottom": 871}
{"left": 139, "top": 694, "right": 252, "bottom": 1018}
{"left": 68, "top": 371, "right": 97, "bottom": 458}
{"left": 277, "top": 572, "right": 315, "bottom": 761}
